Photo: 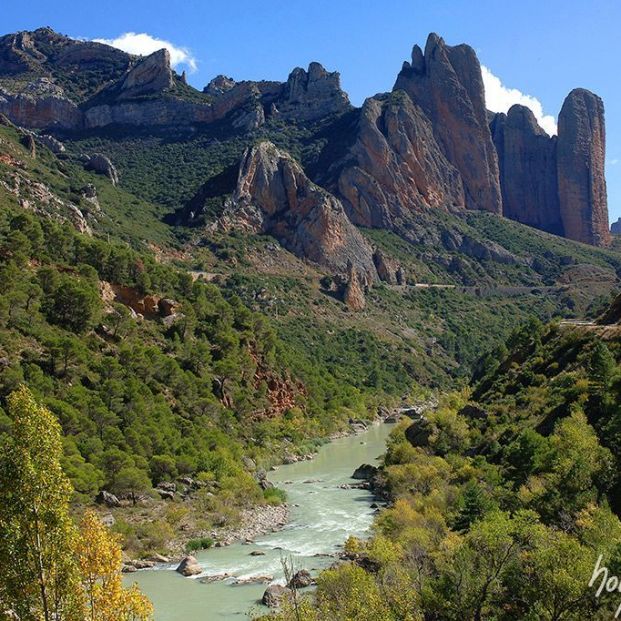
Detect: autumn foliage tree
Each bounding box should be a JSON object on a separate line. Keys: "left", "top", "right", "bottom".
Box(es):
{"left": 77, "top": 510, "right": 152, "bottom": 621}
{"left": 0, "top": 385, "right": 82, "bottom": 621}
{"left": 0, "top": 386, "right": 152, "bottom": 621}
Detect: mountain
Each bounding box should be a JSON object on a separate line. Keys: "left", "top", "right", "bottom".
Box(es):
{"left": 0, "top": 28, "right": 611, "bottom": 252}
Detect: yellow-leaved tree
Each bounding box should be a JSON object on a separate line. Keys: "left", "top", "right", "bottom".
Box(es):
{"left": 77, "top": 510, "right": 152, "bottom": 621}
{"left": 0, "top": 386, "right": 152, "bottom": 621}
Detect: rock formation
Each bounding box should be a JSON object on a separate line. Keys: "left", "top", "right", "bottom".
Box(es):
{"left": 611, "top": 218, "right": 621, "bottom": 235}
{"left": 0, "top": 27, "right": 612, "bottom": 248}
{"left": 557, "top": 89, "right": 610, "bottom": 246}
{"left": 118, "top": 49, "right": 173, "bottom": 99}
{"left": 220, "top": 142, "right": 376, "bottom": 278}
{"left": 335, "top": 92, "right": 464, "bottom": 227}
{"left": 85, "top": 154, "right": 119, "bottom": 185}
{"left": 343, "top": 262, "right": 368, "bottom": 311}
{"left": 394, "top": 33, "right": 502, "bottom": 214}
{"left": 490, "top": 105, "right": 562, "bottom": 235}
{"left": 278, "top": 62, "right": 351, "bottom": 121}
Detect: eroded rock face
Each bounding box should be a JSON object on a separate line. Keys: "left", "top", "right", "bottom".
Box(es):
{"left": 336, "top": 92, "right": 464, "bottom": 227}
{"left": 611, "top": 218, "right": 621, "bottom": 235}
{"left": 118, "top": 49, "right": 173, "bottom": 100}
{"left": 343, "top": 262, "right": 368, "bottom": 311}
{"left": 0, "top": 84, "right": 83, "bottom": 130}
{"left": 221, "top": 142, "right": 376, "bottom": 278}
{"left": 373, "top": 248, "right": 405, "bottom": 285}
{"left": 557, "top": 88, "right": 610, "bottom": 246}
{"left": 279, "top": 62, "right": 351, "bottom": 121}
{"left": 490, "top": 105, "right": 562, "bottom": 235}
{"left": 394, "top": 33, "right": 502, "bottom": 214}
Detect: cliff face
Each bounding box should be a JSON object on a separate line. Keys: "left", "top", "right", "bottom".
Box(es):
{"left": 490, "top": 105, "right": 562, "bottom": 235}
{"left": 0, "top": 27, "right": 612, "bottom": 248}
{"left": 489, "top": 89, "right": 610, "bottom": 246}
{"left": 335, "top": 92, "right": 464, "bottom": 227}
{"left": 219, "top": 141, "right": 377, "bottom": 279}
{"left": 394, "top": 33, "right": 502, "bottom": 214}
{"left": 557, "top": 88, "right": 610, "bottom": 246}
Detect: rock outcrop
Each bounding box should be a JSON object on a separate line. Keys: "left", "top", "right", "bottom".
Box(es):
{"left": 85, "top": 154, "right": 119, "bottom": 185}
{"left": 557, "top": 88, "right": 610, "bottom": 246}
{"left": 278, "top": 62, "right": 351, "bottom": 121}
{"left": 118, "top": 49, "right": 173, "bottom": 99}
{"left": 490, "top": 105, "right": 562, "bottom": 235}
{"left": 611, "top": 218, "right": 621, "bottom": 235}
{"left": 394, "top": 33, "right": 502, "bottom": 214}
{"left": 0, "top": 82, "right": 83, "bottom": 130}
{"left": 335, "top": 92, "right": 464, "bottom": 227}
{"left": 343, "top": 262, "right": 368, "bottom": 311}
{"left": 373, "top": 248, "right": 405, "bottom": 285}
{"left": 220, "top": 142, "right": 377, "bottom": 278}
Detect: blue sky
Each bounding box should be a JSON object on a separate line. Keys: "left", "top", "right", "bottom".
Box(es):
{"left": 5, "top": 0, "right": 621, "bottom": 222}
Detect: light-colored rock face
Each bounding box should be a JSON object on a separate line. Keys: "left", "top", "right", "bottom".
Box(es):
{"left": 336, "top": 92, "right": 464, "bottom": 227}
{"left": 119, "top": 49, "right": 173, "bottom": 99}
{"left": 222, "top": 141, "right": 376, "bottom": 279}
{"left": 490, "top": 105, "right": 562, "bottom": 235}
{"left": 394, "top": 33, "right": 502, "bottom": 214}
{"left": 557, "top": 88, "right": 610, "bottom": 246}
{"left": 0, "top": 86, "right": 83, "bottom": 130}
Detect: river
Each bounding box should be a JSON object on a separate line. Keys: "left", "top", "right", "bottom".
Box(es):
{"left": 127, "top": 421, "right": 394, "bottom": 620}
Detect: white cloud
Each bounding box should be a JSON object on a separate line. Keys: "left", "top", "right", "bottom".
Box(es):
{"left": 609, "top": 159, "right": 620, "bottom": 166}
{"left": 93, "top": 32, "right": 197, "bottom": 72}
{"left": 481, "top": 65, "right": 557, "bottom": 136}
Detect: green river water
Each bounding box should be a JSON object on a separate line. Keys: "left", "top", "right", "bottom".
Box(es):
{"left": 126, "top": 421, "right": 394, "bottom": 620}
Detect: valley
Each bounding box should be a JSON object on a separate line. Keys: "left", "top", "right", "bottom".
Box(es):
{"left": 1, "top": 19, "right": 621, "bottom": 621}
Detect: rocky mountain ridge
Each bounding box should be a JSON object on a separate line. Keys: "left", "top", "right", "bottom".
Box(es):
{"left": 0, "top": 26, "right": 612, "bottom": 271}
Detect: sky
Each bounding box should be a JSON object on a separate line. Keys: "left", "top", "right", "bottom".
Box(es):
{"left": 4, "top": 0, "right": 621, "bottom": 223}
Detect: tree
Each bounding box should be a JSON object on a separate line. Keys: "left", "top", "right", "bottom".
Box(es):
{"left": 76, "top": 510, "right": 152, "bottom": 621}
{"left": 453, "top": 481, "right": 493, "bottom": 532}
{"left": 45, "top": 277, "right": 99, "bottom": 333}
{"left": 0, "top": 388, "right": 152, "bottom": 621}
{"left": 113, "top": 467, "right": 151, "bottom": 506}
{"left": 0, "top": 386, "right": 82, "bottom": 621}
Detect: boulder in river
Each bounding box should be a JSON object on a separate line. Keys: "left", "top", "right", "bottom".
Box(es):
{"left": 288, "top": 569, "right": 313, "bottom": 588}
{"left": 352, "top": 464, "right": 378, "bottom": 480}
{"left": 262, "top": 584, "right": 292, "bottom": 608}
{"left": 176, "top": 555, "right": 202, "bottom": 577}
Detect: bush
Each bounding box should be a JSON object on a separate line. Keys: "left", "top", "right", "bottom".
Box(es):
{"left": 263, "top": 487, "right": 287, "bottom": 506}
{"left": 186, "top": 537, "right": 214, "bottom": 553}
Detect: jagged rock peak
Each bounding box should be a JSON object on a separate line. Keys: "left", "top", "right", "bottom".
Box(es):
{"left": 394, "top": 33, "right": 502, "bottom": 214}
{"left": 557, "top": 88, "right": 609, "bottom": 246}
{"left": 280, "top": 62, "right": 350, "bottom": 121}
{"left": 119, "top": 49, "right": 173, "bottom": 99}
{"left": 490, "top": 104, "right": 562, "bottom": 235}
{"left": 335, "top": 91, "right": 464, "bottom": 228}
{"left": 226, "top": 141, "right": 376, "bottom": 278}
{"left": 204, "top": 75, "right": 236, "bottom": 96}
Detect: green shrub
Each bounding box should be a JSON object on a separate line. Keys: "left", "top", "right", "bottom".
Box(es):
{"left": 186, "top": 537, "right": 214, "bottom": 553}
